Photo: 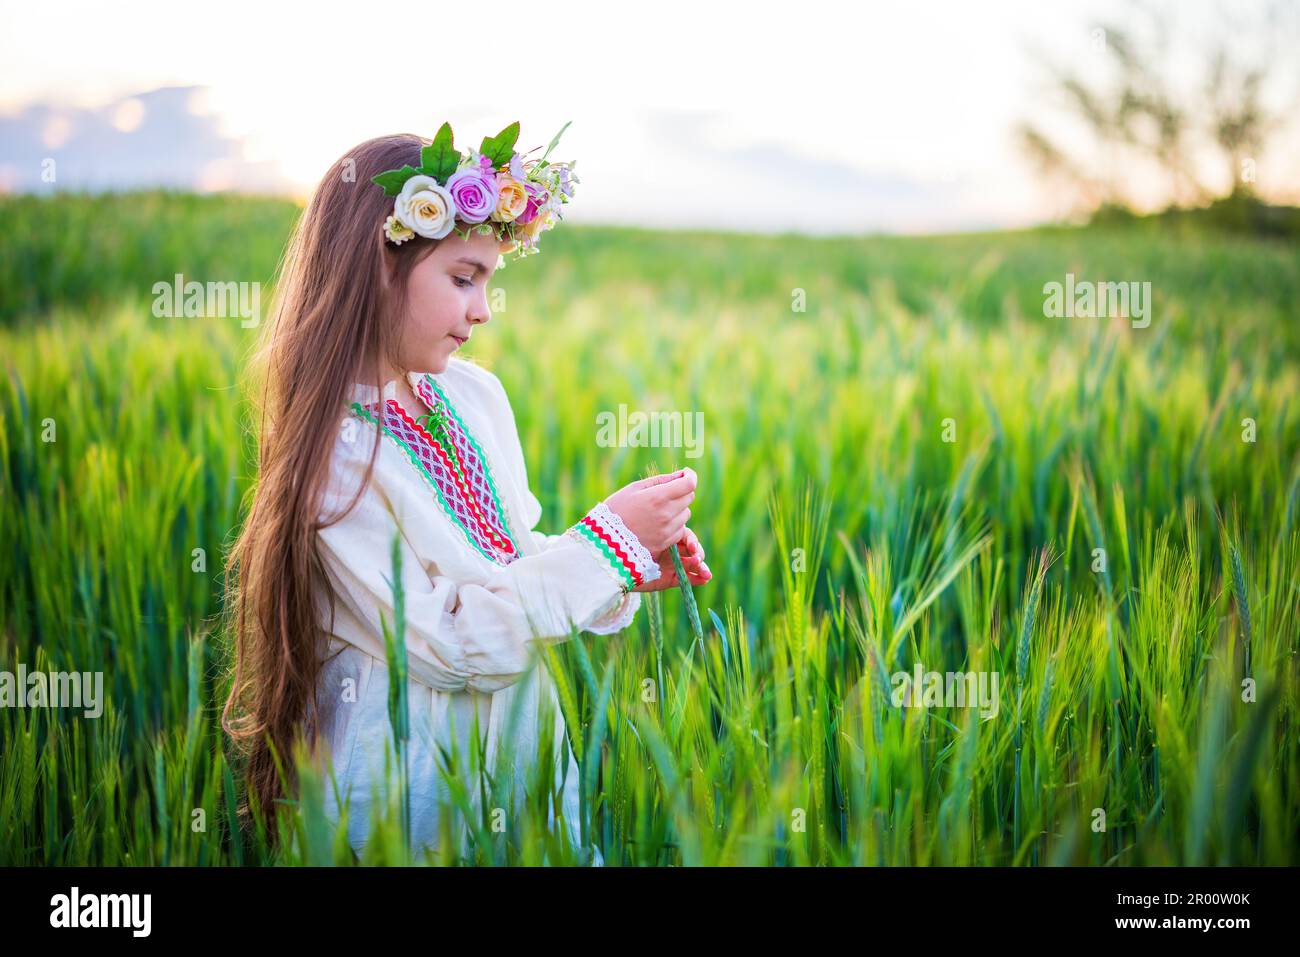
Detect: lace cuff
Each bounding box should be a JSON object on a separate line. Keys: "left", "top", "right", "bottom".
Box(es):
{"left": 563, "top": 501, "right": 661, "bottom": 592}
{"left": 586, "top": 590, "right": 642, "bottom": 635}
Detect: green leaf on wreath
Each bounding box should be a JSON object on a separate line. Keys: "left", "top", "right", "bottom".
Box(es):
{"left": 479, "top": 121, "right": 520, "bottom": 168}
{"left": 371, "top": 165, "right": 421, "bottom": 196}
{"left": 420, "top": 123, "right": 460, "bottom": 184}
{"left": 538, "top": 120, "right": 571, "bottom": 164}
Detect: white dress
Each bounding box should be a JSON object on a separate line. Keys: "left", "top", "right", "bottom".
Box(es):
{"left": 313, "top": 357, "right": 660, "bottom": 863}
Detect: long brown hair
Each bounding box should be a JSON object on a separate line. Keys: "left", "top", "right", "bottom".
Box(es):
{"left": 221, "top": 134, "right": 439, "bottom": 842}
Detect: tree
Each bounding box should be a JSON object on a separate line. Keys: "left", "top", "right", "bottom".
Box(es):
{"left": 1016, "top": 1, "right": 1299, "bottom": 218}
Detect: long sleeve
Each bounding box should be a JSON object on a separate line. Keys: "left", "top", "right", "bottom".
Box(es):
{"left": 317, "top": 416, "right": 659, "bottom": 694}
{"left": 503, "top": 481, "right": 646, "bottom": 635}
{"left": 512, "top": 485, "right": 648, "bottom": 636}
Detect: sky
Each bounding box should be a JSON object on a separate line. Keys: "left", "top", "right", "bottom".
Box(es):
{"left": 1, "top": 0, "right": 1297, "bottom": 234}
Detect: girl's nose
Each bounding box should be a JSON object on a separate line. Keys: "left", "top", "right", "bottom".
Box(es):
{"left": 469, "top": 296, "right": 490, "bottom": 325}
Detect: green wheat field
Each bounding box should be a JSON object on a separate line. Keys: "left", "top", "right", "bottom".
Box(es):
{"left": 1, "top": 191, "right": 1297, "bottom": 865}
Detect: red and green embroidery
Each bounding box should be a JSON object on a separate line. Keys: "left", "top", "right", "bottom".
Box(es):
{"left": 415, "top": 374, "right": 516, "bottom": 540}
{"left": 563, "top": 501, "right": 660, "bottom": 591}
{"left": 350, "top": 377, "right": 521, "bottom": 566}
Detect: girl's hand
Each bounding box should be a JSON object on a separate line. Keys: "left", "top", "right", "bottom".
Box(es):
{"left": 604, "top": 468, "right": 697, "bottom": 556}
{"left": 633, "top": 526, "right": 712, "bottom": 592}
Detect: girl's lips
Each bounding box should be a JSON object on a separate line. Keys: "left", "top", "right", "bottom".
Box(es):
{"left": 450, "top": 334, "right": 467, "bottom": 347}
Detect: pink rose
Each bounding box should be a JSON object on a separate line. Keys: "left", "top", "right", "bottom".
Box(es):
{"left": 515, "top": 181, "right": 550, "bottom": 225}
{"left": 444, "top": 167, "right": 500, "bottom": 224}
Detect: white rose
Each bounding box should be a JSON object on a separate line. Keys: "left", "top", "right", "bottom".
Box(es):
{"left": 394, "top": 175, "right": 457, "bottom": 239}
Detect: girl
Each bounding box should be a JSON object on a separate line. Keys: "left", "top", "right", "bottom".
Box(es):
{"left": 221, "top": 129, "right": 712, "bottom": 863}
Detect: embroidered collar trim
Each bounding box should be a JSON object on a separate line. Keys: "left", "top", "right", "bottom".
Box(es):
{"left": 350, "top": 373, "right": 521, "bottom": 565}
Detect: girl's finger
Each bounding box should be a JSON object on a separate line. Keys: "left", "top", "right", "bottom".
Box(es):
{"left": 659, "top": 470, "right": 697, "bottom": 507}
{"left": 682, "top": 527, "right": 704, "bottom": 561}
{"left": 680, "top": 535, "right": 699, "bottom": 558}
{"left": 631, "top": 470, "right": 685, "bottom": 491}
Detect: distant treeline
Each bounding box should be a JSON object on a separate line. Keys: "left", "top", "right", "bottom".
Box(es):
{"left": 1089, "top": 190, "right": 1300, "bottom": 239}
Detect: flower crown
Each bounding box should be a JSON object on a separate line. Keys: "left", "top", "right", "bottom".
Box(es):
{"left": 372, "top": 120, "right": 577, "bottom": 264}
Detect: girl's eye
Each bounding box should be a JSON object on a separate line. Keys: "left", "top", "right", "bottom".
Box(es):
{"left": 453, "top": 275, "right": 473, "bottom": 288}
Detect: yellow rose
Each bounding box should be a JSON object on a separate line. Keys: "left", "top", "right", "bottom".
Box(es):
{"left": 522, "top": 207, "right": 556, "bottom": 241}
{"left": 491, "top": 175, "right": 529, "bottom": 223}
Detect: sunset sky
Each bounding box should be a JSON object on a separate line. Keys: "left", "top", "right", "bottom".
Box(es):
{"left": 2, "top": 0, "right": 1296, "bottom": 233}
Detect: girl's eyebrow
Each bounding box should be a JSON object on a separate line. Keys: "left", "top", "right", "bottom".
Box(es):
{"left": 454, "top": 256, "right": 492, "bottom": 275}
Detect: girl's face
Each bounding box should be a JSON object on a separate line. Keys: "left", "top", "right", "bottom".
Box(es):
{"left": 391, "top": 231, "right": 509, "bottom": 374}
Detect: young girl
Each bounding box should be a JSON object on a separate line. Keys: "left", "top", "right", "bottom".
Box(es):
{"left": 221, "top": 127, "right": 712, "bottom": 863}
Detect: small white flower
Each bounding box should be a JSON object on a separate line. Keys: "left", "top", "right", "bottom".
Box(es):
{"left": 394, "top": 175, "right": 458, "bottom": 239}
{"left": 384, "top": 214, "right": 414, "bottom": 244}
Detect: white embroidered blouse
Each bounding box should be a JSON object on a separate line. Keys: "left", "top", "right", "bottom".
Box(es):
{"left": 313, "top": 356, "right": 659, "bottom": 861}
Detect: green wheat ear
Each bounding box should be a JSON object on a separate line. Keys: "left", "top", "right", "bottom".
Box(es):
{"left": 670, "top": 541, "right": 704, "bottom": 643}
{"left": 643, "top": 462, "right": 704, "bottom": 643}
